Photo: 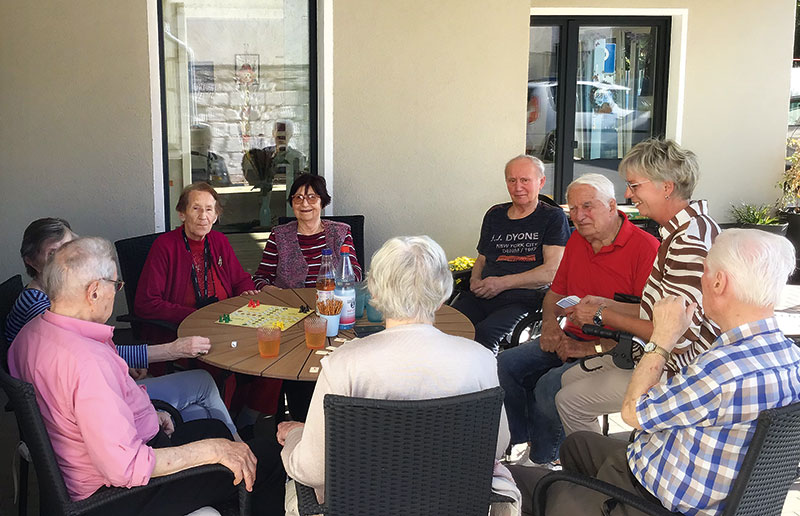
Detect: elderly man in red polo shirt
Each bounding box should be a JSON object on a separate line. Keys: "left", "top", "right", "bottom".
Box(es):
{"left": 497, "top": 173, "right": 659, "bottom": 468}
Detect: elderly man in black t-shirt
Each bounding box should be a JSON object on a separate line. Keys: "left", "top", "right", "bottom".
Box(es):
{"left": 454, "top": 155, "right": 570, "bottom": 352}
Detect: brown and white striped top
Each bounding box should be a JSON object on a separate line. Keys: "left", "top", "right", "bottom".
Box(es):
{"left": 640, "top": 200, "right": 722, "bottom": 373}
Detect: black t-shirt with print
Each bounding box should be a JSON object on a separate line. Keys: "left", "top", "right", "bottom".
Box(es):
{"left": 477, "top": 201, "right": 570, "bottom": 278}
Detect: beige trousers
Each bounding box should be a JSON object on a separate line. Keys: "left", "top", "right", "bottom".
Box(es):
{"left": 555, "top": 355, "right": 632, "bottom": 435}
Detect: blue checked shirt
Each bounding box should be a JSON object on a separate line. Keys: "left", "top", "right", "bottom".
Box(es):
{"left": 627, "top": 317, "right": 800, "bottom": 516}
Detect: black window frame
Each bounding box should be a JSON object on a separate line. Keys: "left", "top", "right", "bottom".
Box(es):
{"left": 156, "top": 0, "right": 319, "bottom": 228}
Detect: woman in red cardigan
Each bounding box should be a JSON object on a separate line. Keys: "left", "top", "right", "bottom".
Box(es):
{"left": 135, "top": 182, "right": 280, "bottom": 418}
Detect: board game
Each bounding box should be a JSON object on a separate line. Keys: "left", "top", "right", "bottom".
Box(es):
{"left": 215, "top": 300, "right": 312, "bottom": 329}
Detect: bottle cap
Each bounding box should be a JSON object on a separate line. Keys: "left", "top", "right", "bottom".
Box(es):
{"left": 340, "top": 245, "right": 349, "bottom": 254}
{"left": 322, "top": 249, "right": 332, "bottom": 255}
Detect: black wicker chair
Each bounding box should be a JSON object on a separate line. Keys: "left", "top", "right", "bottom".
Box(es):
{"left": 0, "top": 362, "right": 250, "bottom": 516}
{"left": 294, "top": 387, "right": 513, "bottom": 516}
{"left": 114, "top": 233, "right": 178, "bottom": 339}
{"left": 278, "top": 215, "right": 365, "bottom": 268}
{"left": 533, "top": 401, "right": 800, "bottom": 516}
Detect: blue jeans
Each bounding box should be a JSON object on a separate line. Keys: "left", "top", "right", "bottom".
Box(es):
{"left": 497, "top": 337, "right": 577, "bottom": 463}
{"left": 138, "top": 369, "right": 237, "bottom": 435}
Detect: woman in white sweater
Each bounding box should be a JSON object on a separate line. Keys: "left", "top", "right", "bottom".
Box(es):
{"left": 277, "top": 235, "right": 515, "bottom": 509}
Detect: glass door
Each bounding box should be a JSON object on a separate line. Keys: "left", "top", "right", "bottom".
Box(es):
{"left": 528, "top": 17, "right": 670, "bottom": 203}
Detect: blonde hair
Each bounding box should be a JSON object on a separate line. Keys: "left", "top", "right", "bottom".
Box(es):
{"left": 619, "top": 139, "right": 699, "bottom": 200}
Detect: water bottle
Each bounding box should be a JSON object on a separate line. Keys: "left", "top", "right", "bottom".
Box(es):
{"left": 334, "top": 245, "right": 356, "bottom": 329}
{"left": 316, "top": 248, "right": 335, "bottom": 312}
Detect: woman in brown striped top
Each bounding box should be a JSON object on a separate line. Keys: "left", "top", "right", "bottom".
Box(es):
{"left": 555, "top": 138, "right": 721, "bottom": 436}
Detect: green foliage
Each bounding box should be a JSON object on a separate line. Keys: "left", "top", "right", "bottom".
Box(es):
{"left": 730, "top": 203, "right": 780, "bottom": 225}
{"left": 780, "top": 138, "right": 800, "bottom": 212}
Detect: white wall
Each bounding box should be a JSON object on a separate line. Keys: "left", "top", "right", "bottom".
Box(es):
{"left": 530, "top": 0, "right": 796, "bottom": 223}
{"left": 0, "top": 0, "right": 162, "bottom": 316}
{"left": 331, "top": 0, "right": 532, "bottom": 264}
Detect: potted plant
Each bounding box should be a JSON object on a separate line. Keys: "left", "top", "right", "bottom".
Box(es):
{"left": 730, "top": 202, "right": 788, "bottom": 236}
{"left": 779, "top": 137, "right": 800, "bottom": 245}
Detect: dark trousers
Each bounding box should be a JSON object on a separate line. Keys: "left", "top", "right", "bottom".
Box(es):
{"left": 509, "top": 432, "right": 663, "bottom": 516}
{"left": 452, "top": 289, "right": 544, "bottom": 352}
{"left": 90, "top": 419, "right": 286, "bottom": 516}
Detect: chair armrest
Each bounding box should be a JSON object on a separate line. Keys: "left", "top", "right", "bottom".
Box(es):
{"left": 490, "top": 492, "right": 516, "bottom": 504}
{"left": 69, "top": 464, "right": 250, "bottom": 515}
{"left": 116, "top": 313, "right": 179, "bottom": 332}
{"left": 533, "top": 471, "right": 681, "bottom": 516}
{"left": 295, "top": 480, "right": 326, "bottom": 515}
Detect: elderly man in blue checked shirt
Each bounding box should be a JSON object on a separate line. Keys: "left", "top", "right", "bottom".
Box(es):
{"left": 509, "top": 228, "right": 800, "bottom": 516}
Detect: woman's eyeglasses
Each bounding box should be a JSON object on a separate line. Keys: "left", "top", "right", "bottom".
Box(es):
{"left": 625, "top": 180, "right": 651, "bottom": 191}
{"left": 291, "top": 193, "right": 320, "bottom": 204}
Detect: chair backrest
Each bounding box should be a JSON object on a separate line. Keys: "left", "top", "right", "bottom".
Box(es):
{"left": 0, "top": 364, "right": 74, "bottom": 515}
{"left": 538, "top": 194, "right": 561, "bottom": 208}
{"left": 323, "top": 387, "right": 504, "bottom": 516}
{"left": 277, "top": 215, "right": 365, "bottom": 267}
{"left": 0, "top": 274, "right": 25, "bottom": 360}
{"left": 723, "top": 401, "right": 800, "bottom": 516}
{"left": 114, "top": 233, "right": 165, "bottom": 317}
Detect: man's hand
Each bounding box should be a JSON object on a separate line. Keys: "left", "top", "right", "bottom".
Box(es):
{"left": 651, "top": 296, "right": 696, "bottom": 352}
{"left": 129, "top": 368, "right": 148, "bottom": 381}
{"left": 210, "top": 439, "right": 258, "bottom": 491}
{"left": 555, "top": 338, "right": 592, "bottom": 362}
{"left": 564, "top": 298, "right": 604, "bottom": 327}
{"left": 539, "top": 322, "right": 566, "bottom": 353}
{"left": 470, "top": 276, "right": 507, "bottom": 299}
{"left": 156, "top": 410, "right": 175, "bottom": 436}
{"left": 168, "top": 336, "right": 211, "bottom": 359}
{"left": 276, "top": 421, "right": 305, "bottom": 446}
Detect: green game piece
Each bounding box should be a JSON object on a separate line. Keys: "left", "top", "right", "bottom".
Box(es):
{"left": 218, "top": 315, "right": 224, "bottom": 323}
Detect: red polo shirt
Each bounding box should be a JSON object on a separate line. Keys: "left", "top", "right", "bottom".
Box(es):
{"left": 550, "top": 212, "right": 659, "bottom": 339}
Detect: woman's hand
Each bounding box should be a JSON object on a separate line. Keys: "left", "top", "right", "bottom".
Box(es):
{"left": 276, "top": 421, "right": 305, "bottom": 446}
{"left": 129, "top": 368, "right": 148, "bottom": 381}
{"left": 239, "top": 290, "right": 260, "bottom": 297}
{"left": 260, "top": 285, "right": 283, "bottom": 293}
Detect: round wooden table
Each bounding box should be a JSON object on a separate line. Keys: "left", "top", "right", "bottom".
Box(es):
{"left": 177, "top": 287, "right": 475, "bottom": 381}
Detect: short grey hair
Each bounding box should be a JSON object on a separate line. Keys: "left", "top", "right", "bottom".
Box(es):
{"left": 618, "top": 138, "right": 699, "bottom": 200}
{"left": 705, "top": 229, "right": 795, "bottom": 307}
{"left": 43, "top": 237, "right": 118, "bottom": 303}
{"left": 367, "top": 236, "right": 453, "bottom": 324}
{"left": 566, "top": 173, "right": 615, "bottom": 204}
{"left": 505, "top": 155, "right": 545, "bottom": 177}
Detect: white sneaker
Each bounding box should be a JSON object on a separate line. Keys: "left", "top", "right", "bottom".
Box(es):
{"left": 505, "top": 443, "right": 531, "bottom": 465}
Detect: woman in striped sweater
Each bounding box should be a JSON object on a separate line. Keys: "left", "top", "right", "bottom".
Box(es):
{"left": 555, "top": 138, "right": 722, "bottom": 437}
{"left": 252, "top": 173, "right": 362, "bottom": 290}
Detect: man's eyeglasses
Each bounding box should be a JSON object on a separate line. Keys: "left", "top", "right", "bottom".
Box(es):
{"left": 291, "top": 193, "right": 320, "bottom": 204}
{"left": 100, "top": 278, "right": 125, "bottom": 293}
{"left": 625, "top": 180, "right": 651, "bottom": 191}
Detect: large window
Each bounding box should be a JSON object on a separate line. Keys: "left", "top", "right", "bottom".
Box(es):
{"left": 527, "top": 16, "right": 670, "bottom": 202}
{"left": 159, "top": 0, "right": 316, "bottom": 231}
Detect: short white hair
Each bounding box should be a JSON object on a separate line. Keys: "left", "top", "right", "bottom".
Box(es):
{"left": 367, "top": 236, "right": 453, "bottom": 324}
{"left": 43, "top": 237, "right": 118, "bottom": 303}
{"left": 566, "top": 173, "right": 615, "bottom": 204}
{"left": 505, "top": 155, "right": 545, "bottom": 177}
{"left": 705, "top": 229, "right": 795, "bottom": 307}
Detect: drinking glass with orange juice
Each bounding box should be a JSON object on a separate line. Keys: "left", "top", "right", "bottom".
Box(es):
{"left": 304, "top": 315, "right": 327, "bottom": 349}
{"left": 257, "top": 323, "right": 283, "bottom": 358}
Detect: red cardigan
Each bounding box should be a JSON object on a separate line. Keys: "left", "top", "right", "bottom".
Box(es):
{"left": 134, "top": 227, "right": 255, "bottom": 325}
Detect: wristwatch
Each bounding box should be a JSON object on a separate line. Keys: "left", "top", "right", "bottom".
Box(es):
{"left": 593, "top": 305, "right": 606, "bottom": 326}
{"left": 643, "top": 341, "right": 671, "bottom": 361}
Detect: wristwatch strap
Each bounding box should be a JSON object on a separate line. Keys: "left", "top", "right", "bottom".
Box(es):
{"left": 645, "top": 343, "right": 671, "bottom": 361}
